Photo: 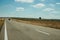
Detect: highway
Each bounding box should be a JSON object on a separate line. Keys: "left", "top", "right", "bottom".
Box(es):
{"left": 1, "top": 19, "right": 60, "bottom": 40}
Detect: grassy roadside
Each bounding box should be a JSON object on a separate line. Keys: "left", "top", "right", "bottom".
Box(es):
{"left": 12, "top": 18, "right": 60, "bottom": 29}
{"left": 0, "top": 19, "right": 4, "bottom": 31}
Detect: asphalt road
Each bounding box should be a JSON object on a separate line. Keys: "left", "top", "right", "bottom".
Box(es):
{"left": 4, "top": 19, "right": 60, "bottom": 40}
{"left": 0, "top": 22, "right": 4, "bottom": 40}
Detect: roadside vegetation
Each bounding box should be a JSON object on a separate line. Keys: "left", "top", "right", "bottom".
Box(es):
{"left": 0, "top": 18, "right": 4, "bottom": 31}
{"left": 12, "top": 18, "right": 60, "bottom": 29}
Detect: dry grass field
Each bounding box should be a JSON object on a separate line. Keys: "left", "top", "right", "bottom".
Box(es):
{"left": 12, "top": 18, "right": 60, "bottom": 29}
{"left": 0, "top": 18, "right": 4, "bottom": 31}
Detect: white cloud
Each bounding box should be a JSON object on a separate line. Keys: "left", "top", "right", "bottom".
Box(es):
{"left": 51, "top": 11, "right": 58, "bottom": 13}
{"left": 15, "top": 0, "right": 34, "bottom": 3}
{"left": 50, "top": 11, "right": 60, "bottom": 14}
{"left": 56, "top": 3, "right": 60, "bottom": 4}
{"left": 43, "top": 8, "right": 55, "bottom": 12}
{"left": 32, "top": 3, "right": 45, "bottom": 8}
{"left": 41, "top": 0, "right": 45, "bottom": 2}
{"left": 16, "top": 7, "right": 24, "bottom": 12}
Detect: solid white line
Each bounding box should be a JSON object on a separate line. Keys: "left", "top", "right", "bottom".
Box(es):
{"left": 36, "top": 29, "right": 50, "bottom": 35}
{"left": 4, "top": 20, "right": 8, "bottom": 40}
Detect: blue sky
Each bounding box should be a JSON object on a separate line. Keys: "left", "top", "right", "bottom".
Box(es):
{"left": 0, "top": 0, "right": 60, "bottom": 19}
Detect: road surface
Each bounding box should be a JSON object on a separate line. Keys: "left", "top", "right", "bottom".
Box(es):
{"left": 2, "top": 19, "right": 60, "bottom": 40}
{"left": 0, "top": 22, "right": 4, "bottom": 40}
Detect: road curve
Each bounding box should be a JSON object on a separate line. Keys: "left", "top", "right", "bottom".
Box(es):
{"left": 5, "top": 19, "right": 60, "bottom": 40}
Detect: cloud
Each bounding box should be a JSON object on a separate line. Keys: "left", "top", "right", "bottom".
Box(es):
{"left": 16, "top": 7, "right": 24, "bottom": 12}
{"left": 32, "top": 3, "right": 45, "bottom": 8}
{"left": 56, "top": 3, "right": 60, "bottom": 4}
{"left": 51, "top": 11, "right": 58, "bottom": 13}
{"left": 15, "top": 0, "right": 34, "bottom": 3}
{"left": 41, "top": 0, "right": 45, "bottom": 2}
{"left": 43, "top": 8, "right": 55, "bottom": 12}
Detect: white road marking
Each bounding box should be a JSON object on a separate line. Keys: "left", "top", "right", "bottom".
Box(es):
{"left": 36, "top": 29, "right": 50, "bottom": 35}
{"left": 4, "top": 20, "right": 8, "bottom": 40}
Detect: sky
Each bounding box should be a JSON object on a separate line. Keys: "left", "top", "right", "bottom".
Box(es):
{"left": 0, "top": 0, "right": 60, "bottom": 19}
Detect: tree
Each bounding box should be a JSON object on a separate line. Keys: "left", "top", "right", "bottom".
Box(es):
{"left": 39, "top": 17, "right": 41, "bottom": 19}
